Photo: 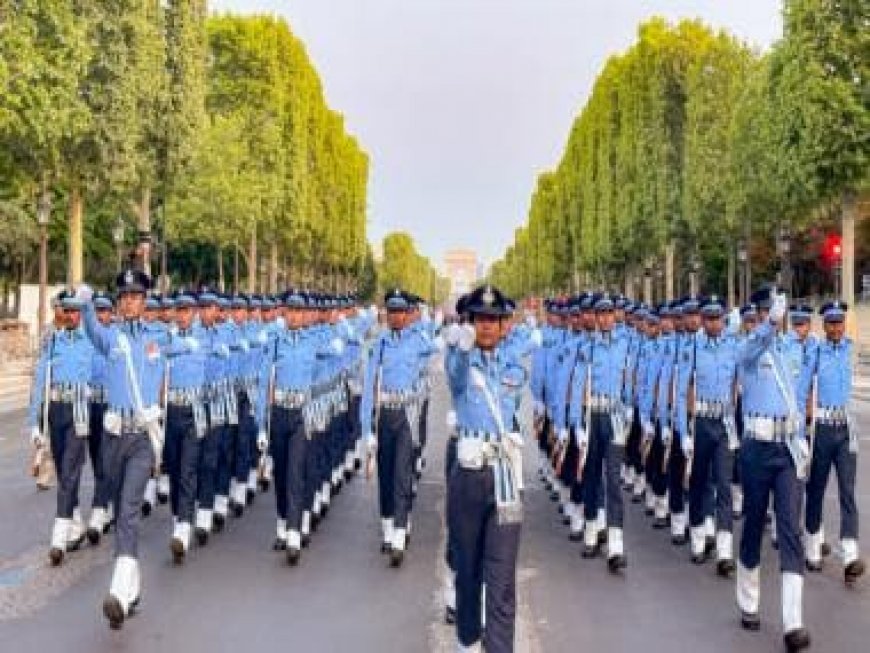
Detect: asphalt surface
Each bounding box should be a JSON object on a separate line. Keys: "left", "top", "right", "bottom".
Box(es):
{"left": 1, "top": 369, "right": 870, "bottom": 652}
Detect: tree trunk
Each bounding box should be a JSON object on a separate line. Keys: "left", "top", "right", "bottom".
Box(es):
{"left": 137, "top": 187, "right": 151, "bottom": 275}
{"left": 269, "top": 240, "right": 278, "bottom": 293}
{"left": 217, "top": 245, "right": 225, "bottom": 292}
{"left": 664, "top": 241, "right": 675, "bottom": 301}
{"left": 248, "top": 224, "right": 257, "bottom": 293}
{"left": 727, "top": 244, "right": 736, "bottom": 308}
{"left": 68, "top": 184, "right": 84, "bottom": 285}
{"left": 233, "top": 241, "right": 240, "bottom": 292}
{"left": 842, "top": 188, "right": 857, "bottom": 338}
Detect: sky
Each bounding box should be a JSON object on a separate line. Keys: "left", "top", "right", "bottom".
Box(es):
{"left": 211, "top": 0, "right": 783, "bottom": 272}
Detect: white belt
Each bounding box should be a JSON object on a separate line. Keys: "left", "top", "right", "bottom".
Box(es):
{"left": 587, "top": 394, "right": 617, "bottom": 412}
{"left": 695, "top": 400, "right": 725, "bottom": 419}
{"left": 746, "top": 416, "right": 791, "bottom": 442}
{"left": 167, "top": 388, "right": 201, "bottom": 406}
{"left": 456, "top": 436, "right": 499, "bottom": 470}
{"left": 274, "top": 389, "right": 307, "bottom": 409}
{"left": 817, "top": 406, "right": 847, "bottom": 425}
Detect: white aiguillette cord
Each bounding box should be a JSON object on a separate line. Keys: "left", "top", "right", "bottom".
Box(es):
{"left": 470, "top": 362, "right": 522, "bottom": 524}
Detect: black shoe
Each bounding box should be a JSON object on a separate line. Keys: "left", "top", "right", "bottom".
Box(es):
{"left": 390, "top": 548, "right": 404, "bottom": 568}
{"left": 597, "top": 530, "right": 608, "bottom": 546}
{"left": 631, "top": 494, "right": 643, "bottom": 504}
{"left": 558, "top": 504, "right": 565, "bottom": 515}
{"left": 157, "top": 492, "right": 169, "bottom": 505}
{"left": 213, "top": 514, "right": 225, "bottom": 532}
{"left": 230, "top": 502, "right": 244, "bottom": 518}
{"left": 733, "top": 510, "right": 743, "bottom": 521}
{"left": 344, "top": 469, "right": 354, "bottom": 482}
{"left": 562, "top": 515, "right": 571, "bottom": 526}
{"left": 353, "top": 459, "right": 362, "bottom": 471}
{"left": 258, "top": 478, "right": 270, "bottom": 493}
{"left": 301, "top": 533, "right": 311, "bottom": 548}
{"left": 287, "top": 546, "right": 301, "bottom": 566}
{"left": 333, "top": 480, "right": 343, "bottom": 494}
{"left": 806, "top": 559, "right": 823, "bottom": 573}
{"left": 607, "top": 554, "right": 627, "bottom": 573}
{"left": 272, "top": 538, "right": 287, "bottom": 552}
{"left": 195, "top": 528, "right": 209, "bottom": 547}
{"left": 716, "top": 559, "right": 735, "bottom": 578}
{"left": 444, "top": 606, "right": 456, "bottom": 625}
{"left": 622, "top": 482, "right": 633, "bottom": 493}
{"left": 141, "top": 501, "right": 152, "bottom": 518}
{"left": 845, "top": 559, "right": 866, "bottom": 586}
{"left": 740, "top": 611, "right": 760, "bottom": 631}
{"left": 645, "top": 507, "right": 655, "bottom": 517}
{"left": 691, "top": 552, "right": 708, "bottom": 565}
{"left": 672, "top": 534, "right": 688, "bottom": 546}
{"left": 381, "top": 542, "right": 392, "bottom": 555}
{"left": 66, "top": 534, "right": 85, "bottom": 552}
{"left": 582, "top": 544, "right": 599, "bottom": 559}
{"left": 704, "top": 536, "right": 716, "bottom": 556}
{"left": 549, "top": 491, "right": 559, "bottom": 502}
{"left": 103, "top": 595, "right": 125, "bottom": 630}
{"left": 783, "top": 627, "right": 811, "bottom": 652}
{"left": 569, "top": 531, "right": 583, "bottom": 542}
{"left": 653, "top": 517, "right": 669, "bottom": 530}
{"left": 170, "top": 538, "right": 185, "bottom": 564}
{"left": 49, "top": 547, "right": 64, "bottom": 566}
{"left": 246, "top": 488, "right": 256, "bottom": 505}
{"left": 821, "top": 542, "right": 832, "bottom": 557}
{"left": 87, "top": 527, "right": 101, "bottom": 546}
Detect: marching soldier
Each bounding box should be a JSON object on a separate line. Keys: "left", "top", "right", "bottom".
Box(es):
{"left": 446, "top": 284, "right": 526, "bottom": 653}
{"left": 164, "top": 290, "right": 208, "bottom": 562}
{"left": 85, "top": 292, "right": 114, "bottom": 544}
{"left": 676, "top": 296, "right": 739, "bottom": 575}
{"left": 735, "top": 287, "right": 810, "bottom": 652}
{"left": 27, "top": 291, "right": 93, "bottom": 564}
{"left": 361, "top": 289, "right": 436, "bottom": 566}
{"left": 800, "top": 301, "right": 865, "bottom": 585}
{"left": 574, "top": 294, "right": 630, "bottom": 570}
{"left": 76, "top": 270, "right": 182, "bottom": 629}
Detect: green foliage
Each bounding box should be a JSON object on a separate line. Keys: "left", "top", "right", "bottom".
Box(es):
{"left": 491, "top": 9, "right": 869, "bottom": 297}
{"left": 378, "top": 232, "right": 450, "bottom": 305}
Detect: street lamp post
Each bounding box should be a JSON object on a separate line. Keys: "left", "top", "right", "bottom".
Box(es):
{"left": 36, "top": 189, "right": 52, "bottom": 338}
{"left": 689, "top": 255, "right": 701, "bottom": 297}
{"left": 777, "top": 225, "right": 792, "bottom": 296}
{"left": 113, "top": 217, "right": 125, "bottom": 272}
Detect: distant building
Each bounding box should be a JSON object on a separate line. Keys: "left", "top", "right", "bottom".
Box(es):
{"left": 444, "top": 248, "right": 479, "bottom": 299}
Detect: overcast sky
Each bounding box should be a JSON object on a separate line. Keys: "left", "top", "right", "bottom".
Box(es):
{"left": 212, "top": 0, "right": 782, "bottom": 271}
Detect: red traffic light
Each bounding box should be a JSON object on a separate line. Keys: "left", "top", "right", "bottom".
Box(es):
{"left": 822, "top": 233, "right": 842, "bottom": 266}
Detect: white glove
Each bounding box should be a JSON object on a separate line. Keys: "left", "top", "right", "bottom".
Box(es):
{"left": 533, "top": 400, "right": 545, "bottom": 418}
{"left": 433, "top": 335, "right": 446, "bottom": 352}
{"left": 444, "top": 323, "right": 461, "bottom": 347}
{"left": 529, "top": 328, "right": 543, "bottom": 348}
{"left": 525, "top": 314, "right": 537, "bottom": 329}
{"left": 458, "top": 324, "right": 476, "bottom": 352}
{"left": 274, "top": 316, "right": 286, "bottom": 330}
{"left": 331, "top": 337, "right": 345, "bottom": 356}
{"left": 726, "top": 307, "right": 741, "bottom": 334}
{"left": 75, "top": 284, "right": 93, "bottom": 303}
{"left": 574, "top": 428, "right": 588, "bottom": 448}
{"left": 239, "top": 339, "right": 250, "bottom": 353}
{"left": 681, "top": 438, "right": 694, "bottom": 459}
{"left": 769, "top": 292, "right": 787, "bottom": 323}
{"left": 365, "top": 433, "right": 377, "bottom": 453}
{"left": 257, "top": 430, "right": 268, "bottom": 452}
{"left": 184, "top": 337, "right": 200, "bottom": 352}
{"left": 642, "top": 420, "right": 654, "bottom": 440}
{"left": 218, "top": 344, "right": 230, "bottom": 358}
{"left": 30, "top": 426, "right": 46, "bottom": 448}
{"left": 557, "top": 428, "right": 569, "bottom": 444}
{"left": 257, "top": 330, "right": 269, "bottom": 345}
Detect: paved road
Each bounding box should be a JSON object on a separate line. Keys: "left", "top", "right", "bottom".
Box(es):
{"left": 1, "top": 368, "right": 869, "bottom": 652}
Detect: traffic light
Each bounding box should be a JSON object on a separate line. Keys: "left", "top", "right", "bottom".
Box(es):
{"left": 822, "top": 233, "right": 842, "bottom": 267}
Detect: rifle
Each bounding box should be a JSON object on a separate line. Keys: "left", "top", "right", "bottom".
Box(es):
{"left": 683, "top": 335, "right": 698, "bottom": 490}
{"left": 662, "top": 338, "right": 677, "bottom": 475}
{"left": 576, "top": 340, "right": 593, "bottom": 483}
{"left": 366, "top": 337, "right": 387, "bottom": 480}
